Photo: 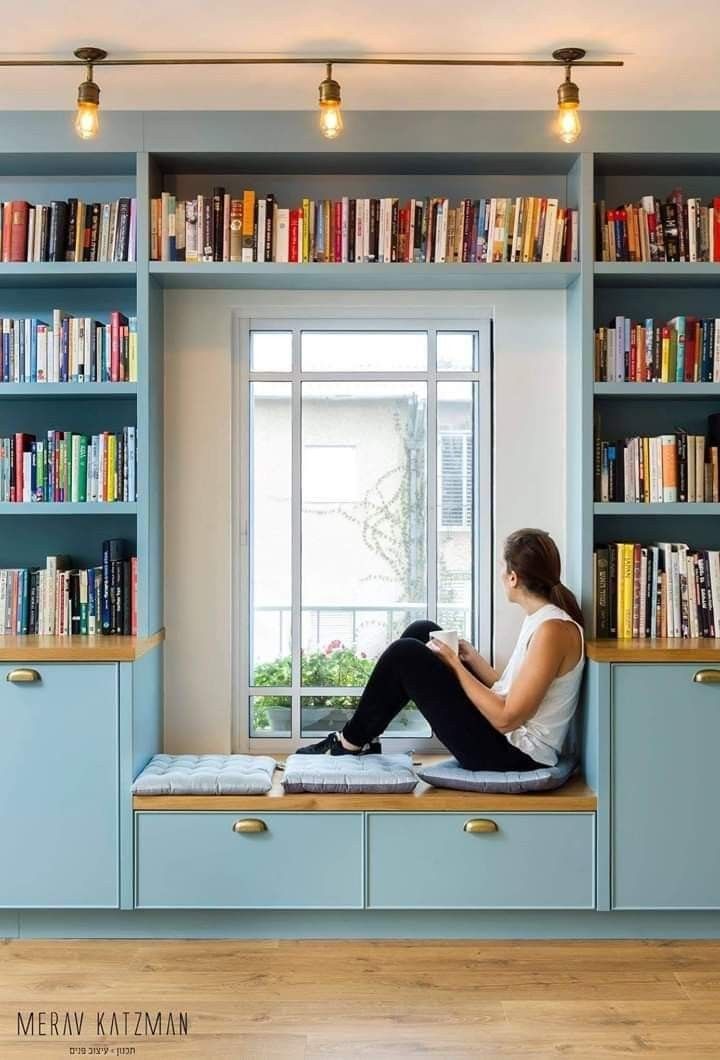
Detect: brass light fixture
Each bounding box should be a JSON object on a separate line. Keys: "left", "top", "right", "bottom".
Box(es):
{"left": 74, "top": 46, "right": 105, "bottom": 140}
{"left": 0, "top": 45, "right": 620, "bottom": 143}
{"left": 553, "top": 47, "right": 584, "bottom": 145}
{"left": 318, "top": 63, "right": 343, "bottom": 140}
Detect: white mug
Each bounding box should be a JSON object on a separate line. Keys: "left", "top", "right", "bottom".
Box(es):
{"left": 429, "top": 629, "right": 459, "bottom": 654}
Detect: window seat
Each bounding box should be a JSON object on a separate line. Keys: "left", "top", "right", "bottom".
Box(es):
{"left": 132, "top": 755, "right": 596, "bottom": 812}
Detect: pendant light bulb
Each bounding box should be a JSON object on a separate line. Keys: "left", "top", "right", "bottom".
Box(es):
{"left": 552, "top": 48, "right": 584, "bottom": 145}
{"left": 73, "top": 47, "right": 106, "bottom": 140}
{"left": 318, "top": 63, "right": 344, "bottom": 140}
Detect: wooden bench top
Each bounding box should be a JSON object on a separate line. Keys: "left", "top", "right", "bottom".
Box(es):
{"left": 133, "top": 758, "right": 596, "bottom": 813}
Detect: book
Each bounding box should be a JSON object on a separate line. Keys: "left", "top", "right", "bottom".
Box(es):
{"left": 150, "top": 192, "right": 579, "bottom": 265}
{"left": 0, "top": 198, "right": 137, "bottom": 262}
{"left": 595, "top": 541, "right": 720, "bottom": 639}
{"left": 594, "top": 421, "right": 720, "bottom": 504}
{"left": 0, "top": 311, "right": 138, "bottom": 384}
{"left": 0, "top": 544, "right": 136, "bottom": 637}
{"left": 0, "top": 428, "right": 137, "bottom": 503}
{"left": 597, "top": 188, "right": 720, "bottom": 262}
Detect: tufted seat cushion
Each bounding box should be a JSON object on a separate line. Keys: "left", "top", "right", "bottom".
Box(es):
{"left": 416, "top": 754, "right": 578, "bottom": 794}
{"left": 132, "top": 754, "right": 278, "bottom": 795}
{"left": 282, "top": 752, "right": 418, "bottom": 794}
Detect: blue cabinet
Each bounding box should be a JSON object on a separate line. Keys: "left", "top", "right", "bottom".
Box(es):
{"left": 0, "top": 663, "right": 119, "bottom": 908}
{"left": 135, "top": 812, "right": 364, "bottom": 909}
{"left": 367, "top": 812, "right": 595, "bottom": 909}
{"left": 612, "top": 663, "right": 720, "bottom": 910}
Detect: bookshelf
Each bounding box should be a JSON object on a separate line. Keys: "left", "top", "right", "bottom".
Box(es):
{"left": 0, "top": 148, "right": 162, "bottom": 643}
{"left": 587, "top": 152, "right": 720, "bottom": 641}
{"left": 1, "top": 116, "right": 720, "bottom": 654}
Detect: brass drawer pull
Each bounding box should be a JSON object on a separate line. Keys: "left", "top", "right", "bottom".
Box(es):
{"left": 232, "top": 818, "right": 267, "bottom": 835}
{"left": 464, "top": 818, "right": 498, "bottom": 834}
{"left": 6, "top": 668, "right": 41, "bottom": 684}
{"left": 693, "top": 669, "right": 720, "bottom": 685}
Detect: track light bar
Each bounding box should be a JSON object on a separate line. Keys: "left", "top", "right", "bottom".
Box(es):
{"left": 0, "top": 45, "right": 623, "bottom": 144}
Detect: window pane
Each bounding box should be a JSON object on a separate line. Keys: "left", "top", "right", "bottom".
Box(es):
{"left": 250, "top": 695, "right": 291, "bottom": 738}
{"left": 251, "top": 331, "right": 292, "bottom": 372}
{"left": 437, "top": 332, "right": 476, "bottom": 372}
{"left": 437, "top": 382, "right": 475, "bottom": 641}
{"left": 302, "top": 331, "right": 427, "bottom": 372}
{"left": 301, "top": 696, "right": 430, "bottom": 738}
{"left": 302, "top": 381, "right": 427, "bottom": 683}
{"left": 250, "top": 382, "right": 291, "bottom": 690}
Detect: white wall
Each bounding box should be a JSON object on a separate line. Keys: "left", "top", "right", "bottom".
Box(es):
{"left": 163, "top": 289, "right": 566, "bottom": 752}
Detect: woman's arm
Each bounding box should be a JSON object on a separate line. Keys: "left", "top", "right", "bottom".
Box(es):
{"left": 458, "top": 640, "right": 500, "bottom": 686}
{"left": 429, "top": 621, "right": 571, "bottom": 733}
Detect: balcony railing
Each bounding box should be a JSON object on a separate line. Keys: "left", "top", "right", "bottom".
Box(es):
{"left": 253, "top": 603, "right": 472, "bottom": 660}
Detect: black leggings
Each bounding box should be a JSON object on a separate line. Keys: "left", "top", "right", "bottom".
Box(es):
{"left": 342, "top": 620, "right": 541, "bottom": 772}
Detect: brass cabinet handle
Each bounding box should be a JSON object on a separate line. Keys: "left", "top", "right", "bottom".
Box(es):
{"left": 232, "top": 818, "right": 267, "bottom": 835}
{"left": 6, "top": 668, "right": 41, "bottom": 684}
{"left": 464, "top": 818, "right": 499, "bottom": 834}
{"left": 693, "top": 669, "right": 720, "bottom": 685}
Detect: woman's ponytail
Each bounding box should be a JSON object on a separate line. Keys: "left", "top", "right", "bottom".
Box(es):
{"left": 504, "top": 528, "right": 584, "bottom": 627}
{"left": 549, "top": 581, "right": 585, "bottom": 628}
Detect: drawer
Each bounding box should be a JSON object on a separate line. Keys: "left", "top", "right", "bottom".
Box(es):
{"left": 367, "top": 812, "right": 595, "bottom": 909}
{"left": 0, "top": 662, "right": 119, "bottom": 908}
{"left": 135, "top": 812, "right": 364, "bottom": 909}
{"left": 612, "top": 663, "right": 720, "bottom": 909}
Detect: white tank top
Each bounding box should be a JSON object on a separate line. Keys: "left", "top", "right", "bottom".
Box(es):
{"left": 492, "top": 604, "right": 584, "bottom": 767}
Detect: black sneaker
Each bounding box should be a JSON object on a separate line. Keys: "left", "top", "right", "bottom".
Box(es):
{"left": 295, "top": 732, "right": 382, "bottom": 756}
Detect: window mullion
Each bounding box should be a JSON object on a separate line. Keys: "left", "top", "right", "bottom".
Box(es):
{"left": 427, "top": 329, "right": 438, "bottom": 624}
{"left": 291, "top": 328, "right": 302, "bottom": 740}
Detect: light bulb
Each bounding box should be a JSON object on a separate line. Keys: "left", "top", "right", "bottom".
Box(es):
{"left": 557, "top": 102, "right": 581, "bottom": 145}
{"left": 75, "top": 100, "right": 100, "bottom": 140}
{"left": 319, "top": 102, "right": 344, "bottom": 140}
{"left": 318, "top": 64, "right": 344, "bottom": 140}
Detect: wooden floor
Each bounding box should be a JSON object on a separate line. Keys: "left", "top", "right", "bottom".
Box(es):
{"left": 2, "top": 939, "right": 720, "bottom": 1058}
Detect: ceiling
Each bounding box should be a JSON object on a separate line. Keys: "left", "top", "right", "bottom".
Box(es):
{"left": 0, "top": 0, "right": 716, "bottom": 111}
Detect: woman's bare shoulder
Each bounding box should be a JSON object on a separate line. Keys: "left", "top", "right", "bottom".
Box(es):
{"left": 532, "top": 619, "right": 582, "bottom": 659}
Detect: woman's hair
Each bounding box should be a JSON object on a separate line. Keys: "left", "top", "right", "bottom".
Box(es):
{"left": 503, "top": 528, "right": 584, "bottom": 627}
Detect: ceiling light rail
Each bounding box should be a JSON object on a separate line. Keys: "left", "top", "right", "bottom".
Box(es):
{"left": 1, "top": 45, "right": 623, "bottom": 144}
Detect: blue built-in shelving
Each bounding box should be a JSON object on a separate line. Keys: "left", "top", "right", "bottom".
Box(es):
{"left": 1, "top": 114, "right": 720, "bottom": 649}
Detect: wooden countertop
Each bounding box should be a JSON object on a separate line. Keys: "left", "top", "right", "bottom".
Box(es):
{"left": 133, "top": 760, "right": 596, "bottom": 813}
{"left": 586, "top": 638, "right": 720, "bottom": 662}
{"left": 0, "top": 630, "right": 164, "bottom": 661}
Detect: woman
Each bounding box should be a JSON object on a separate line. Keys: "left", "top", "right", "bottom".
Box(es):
{"left": 298, "top": 528, "right": 585, "bottom": 771}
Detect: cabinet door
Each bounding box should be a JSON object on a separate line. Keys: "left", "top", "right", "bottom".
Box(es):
{"left": 136, "top": 813, "right": 364, "bottom": 909}
{"left": 612, "top": 663, "right": 720, "bottom": 910}
{"left": 0, "top": 663, "right": 119, "bottom": 908}
{"left": 368, "top": 812, "right": 594, "bottom": 909}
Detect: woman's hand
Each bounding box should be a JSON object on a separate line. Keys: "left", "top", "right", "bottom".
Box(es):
{"left": 458, "top": 639, "right": 482, "bottom": 668}
{"left": 457, "top": 639, "right": 500, "bottom": 687}
{"left": 427, "top": 638, "right": 462, "bottom": 673}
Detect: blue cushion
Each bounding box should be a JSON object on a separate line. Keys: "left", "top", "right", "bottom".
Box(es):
{"left": 416, "top": 754, "right": 578, "bottom": 794}
{"left": 282, "top": 752, "right": 418, "bottom": 794}
{"left": 132, "top": 754, "right": 278, "bottom": 795}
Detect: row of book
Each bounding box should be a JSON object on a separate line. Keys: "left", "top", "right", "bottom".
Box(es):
{"left": 594, "top": 316, "right": 720, "bottom": 383}
{"left": 0, "top": 543, "right": 137, "bottom": 636}
{"left": 0, "top": 429, "right": 137, "bottom": 503}
{"left": 1, "top": 198, "right": 136, "bottom": 263}
{"left": 595, "top": 432, "right": 720, "bottom": 503}
{"left": 0, "top": 311, "right": 137, "bottom": 384}
{"left": 594, "top": 542, "right": 720, "bottom": 639}
{"left": 150, "top": 190, "right": 580, "bottom": 264}
{"left": 595, "top": 189, "right": 720, "bottom": 262}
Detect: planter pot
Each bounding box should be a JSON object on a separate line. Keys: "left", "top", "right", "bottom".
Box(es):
{"left": 259, "top": 707, "right": 291, "bottom": 733}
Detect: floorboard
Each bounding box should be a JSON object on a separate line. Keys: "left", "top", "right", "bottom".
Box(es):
{"left": 1, "top": 939, "right": 719, "bottom": 1058}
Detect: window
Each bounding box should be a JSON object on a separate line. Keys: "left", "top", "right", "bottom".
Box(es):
{"left": 236, "top": 318, "right": 492, "bottom": 749}
{"left": 439, "top": 431, "right": 473, "bottom": 529}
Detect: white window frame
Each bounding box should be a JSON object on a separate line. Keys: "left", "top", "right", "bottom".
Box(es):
{"left": 232, "top": 309, "right": 493, "bottom": 753}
